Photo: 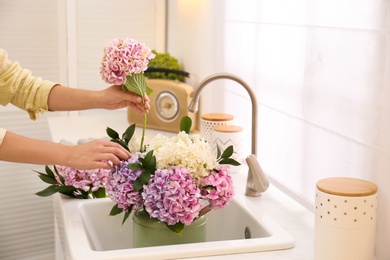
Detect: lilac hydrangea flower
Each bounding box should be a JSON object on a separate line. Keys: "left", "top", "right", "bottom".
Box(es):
{"left": 105, "top": 153, "right": 144, "bottom": 212}
{"left": 200, "top": 164, "right": 234, "bottom": 210}
{"left": 100, "top": 38, "right": 155, "bottom": 85}
{"left": 142, "top": 166, "right": 202, "bottom": 226}
{"left": 55, "top": 165, "right": 109, "bottom": 192}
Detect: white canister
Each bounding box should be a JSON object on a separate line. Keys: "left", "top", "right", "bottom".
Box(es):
{"left": 212, "top": 125, "right": 243, "bottom": 173}
{"left": 200, "top": 113, "right": 234, "bottom": 144}
{"left": 314, "top": 177, "right": 378, "bottom": 260}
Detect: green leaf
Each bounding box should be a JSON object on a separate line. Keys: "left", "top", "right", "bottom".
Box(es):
{"left": 52, "top": 165, "right": 65, "bottom": 185}
{"left": 53, "top": 165, "right": 60, "bottom": 175}
{"left": 127, "top": 163, "right": 143, "bottom": 170}
{"left": 123, "top": 74, "right": 153, "bottom": 97}
{"left": 57, "top": 186, "right": 77, "bottom": 195}
{"left": 35, "top": 185, "right": 59, "bottom": 197}
{"left": 92, "top": 187, "right": 106, "bottom": 198}
{"left": 34, "top": 171, "right": 57, "bottom": 184}
{"left": 109, "top": 204, "right": 123, "bottom": 216}
{"left": 33, "top": 170, "right": 46, "bottom": 175}
{"left": 133, "top": 179, "right": 143, "bottom": 191}
{"left": 220, "top": 145, "right": 234, "bottom": 159}
{"left": 106, "top": 127, "right": 119, "bottom": 139}
{"left": 216, "top": 145, "right": 222, "bottom": 159}
{"left": 133, "top": 170, "right": 151, "bottom": 191}
{"left": 180, "top": 116, "right": 192, "bottom": 134}
{"left": 140, "top": 170, "right": 151, "bottom": 183}
{"left": 218, "top": 158, "right": 241, "bottom": 166}
{"left": 122, "top": 210, "right": 132, "bottom": 225}
{"left": 140, "top": 150, "right": 156, "bottom": 172}
{"left": 147, "top": 157, "right": 157, "bottom": 173}
{"left": 122, "top": 124, "right": 136, "bottom": 144}
{"left": 45, "top": 165, "right": 55, "bottom": 179}
{"left": 166, "top": 222, "right": 185, "bottom": 235}
{"left": 75, "top": 190, "right": 89, "bottom": 199}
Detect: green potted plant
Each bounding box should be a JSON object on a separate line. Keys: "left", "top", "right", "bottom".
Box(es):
{"left": 144, "top": 50, "right": 189, "bottom": 82}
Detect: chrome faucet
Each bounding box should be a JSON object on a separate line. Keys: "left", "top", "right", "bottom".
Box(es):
{"left": 188, "top": 73, "right": 269, "bottom": 197}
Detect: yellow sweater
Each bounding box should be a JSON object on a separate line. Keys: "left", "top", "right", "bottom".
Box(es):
{"left": 0, "top": 49, "right": 56, "bottom": 145}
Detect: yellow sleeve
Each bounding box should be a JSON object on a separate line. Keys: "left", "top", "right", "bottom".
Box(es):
{"left": 0, "top": 128, "right": 6, "bottom": 146}
{"left": 0, "top": 49, "right": 57, "bottom": 120}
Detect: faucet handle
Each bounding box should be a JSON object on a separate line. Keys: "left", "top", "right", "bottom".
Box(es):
{"left": 245, "top": 154, "right": 269, "bottom": 196}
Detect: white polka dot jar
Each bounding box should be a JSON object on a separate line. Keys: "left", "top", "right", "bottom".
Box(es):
{"left": 314, "top": 177, "right": 378, "bottom": 260}
{"left": 212, "top": 125, "right": 243, "bottom": 173}
{"left": 200, "top": 113, "right": 234, "bottom": 144}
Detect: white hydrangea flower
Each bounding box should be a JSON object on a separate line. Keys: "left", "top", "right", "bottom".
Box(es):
{"left": 146, "top": 132, "right": 218, "bottom": 182}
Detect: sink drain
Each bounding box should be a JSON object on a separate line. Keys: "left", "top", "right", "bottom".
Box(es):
{"left": 244, "top": 226, "right": 251, "bottom": 239}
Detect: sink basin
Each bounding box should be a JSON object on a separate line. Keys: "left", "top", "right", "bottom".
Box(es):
{"left": 54, "top": 189, "right": 294, "bottom": 259}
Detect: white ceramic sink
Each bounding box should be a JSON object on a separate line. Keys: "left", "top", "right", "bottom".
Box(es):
{"left": 54, "top": 187, "right": 294, "bottom": 260}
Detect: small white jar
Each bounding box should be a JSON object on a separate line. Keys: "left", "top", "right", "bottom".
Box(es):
{"left": 200, "top": 113, "right": 234, "bottom": 144}
{"left": 314, "top": 177, "right": 378, "bottom": 260}
{"left": 212, "top": 125, "right": 243, "bottom": 173}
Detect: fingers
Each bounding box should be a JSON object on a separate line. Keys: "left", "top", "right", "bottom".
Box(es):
{"left": 124, "top": 91, "right": 150, "bottom": 112}
{"left": 129, "top": 102, "right": 144, "bottom": 114}
{"left": 127, "top": 100, "right": 150, "bottom": 114}
{"left": 143, "top": 94, "right": 151, "bottom": 112}
{"left": 70, "top": 139, "right": 131, "bottom": 170}
{"left": 90, "top": 160, "right": 113, "bottom": 170}
{"left": 103, "top": 85, "right": 150, "bottom": 112}
{"left": 100, "top": 140, "right": 131, "bottom": 160}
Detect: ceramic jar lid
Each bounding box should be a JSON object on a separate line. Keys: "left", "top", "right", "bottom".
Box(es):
{"left": 201, "top": 113, "right": 234, "bottom": 121}
{"left": 213, "top": 125, "right": 243, "bottom": 133}
{"left": 316, "top": 177, "right": 378, "bottom": 197}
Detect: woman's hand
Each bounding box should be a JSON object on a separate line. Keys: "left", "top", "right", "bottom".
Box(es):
{"left": 64, "top": 139, "right": 131, "bottom": 170}
{"left": 0, "top": 132, "right": 131, "bottom": 170}
{"left": 98, "top": 85, "right": 150, "bottom": 114}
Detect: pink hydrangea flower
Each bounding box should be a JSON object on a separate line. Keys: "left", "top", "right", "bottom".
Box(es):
{"left": 142, "top": 166, "right": 202, "bottom": 226}
{"left": 200, "top": 164, "right": 234, "bottom": 210}
{"left": 55, "top": 165, "right": 109, "bottom": 192}
{"left": 105, "top": 153, "right": 144, "bottom": 212}
{"left": 100, "top": 38, "right": 155, "bottom": 85}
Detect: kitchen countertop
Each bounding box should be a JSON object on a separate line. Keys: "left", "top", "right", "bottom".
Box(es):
{"left": 48, "top": 114, "right": 315, "bottom": 260}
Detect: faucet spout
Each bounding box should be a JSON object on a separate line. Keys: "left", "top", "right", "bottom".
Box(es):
{"left": 188, "top": 73, "right": 269, "bottom": 196}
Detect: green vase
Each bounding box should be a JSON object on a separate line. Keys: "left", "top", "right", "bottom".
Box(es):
{"left": 132, "top": 209, "right": 207, "bottom": 248}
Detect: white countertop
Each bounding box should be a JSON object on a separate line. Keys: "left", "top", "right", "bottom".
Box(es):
{"left": 48, "top": 114, "right": 315, "bottom": 260}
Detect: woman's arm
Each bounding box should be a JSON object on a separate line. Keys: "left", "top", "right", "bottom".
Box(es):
{"left": 0, "top": 131, "right": 131, "bottom": 170}
{"left": 47, "top": 84, "right": 150, "bottom": 114}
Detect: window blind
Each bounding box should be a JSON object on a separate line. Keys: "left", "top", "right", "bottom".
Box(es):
{"left": 0, "top": 0, "right": 61, "bottom": 259}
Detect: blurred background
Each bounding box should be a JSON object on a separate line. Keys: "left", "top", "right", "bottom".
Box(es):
{"left": 1, "top": 1, "right": 389, "bottom": 259}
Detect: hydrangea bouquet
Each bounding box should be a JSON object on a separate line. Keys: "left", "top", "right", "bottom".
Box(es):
{"left": 105, "top": 117, "right": 240, "bottom": 234}
{"left": 36, "top": 38, "right": 239, "bottom": 236}
{"left": 99, "top": 37, "right": 240, "bottom": 234}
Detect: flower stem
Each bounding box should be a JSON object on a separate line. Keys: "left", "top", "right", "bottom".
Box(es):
{"left": 198, "top": 204, "right": 212, "bottom": 218}
{"left": 140, "top": 95, "right": 146, "bottom": 152}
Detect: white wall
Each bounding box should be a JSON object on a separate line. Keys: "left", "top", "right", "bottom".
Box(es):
{"left": 167, "top": 1, "right": 390, "bottom": 259}
{"left": 166, "top": 0, "right": 220, "bottom": 113}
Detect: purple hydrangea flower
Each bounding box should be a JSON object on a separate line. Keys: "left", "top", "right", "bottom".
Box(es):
{"left": 105, "top": 153, "right": 144, "bottom": 212}
{"left": 142, "top": 166, "right": 202, "bottom": 226}
{"left": 200, "top": 164, "right": 234, "bottom": 210}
